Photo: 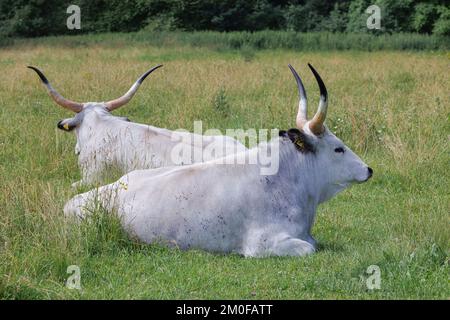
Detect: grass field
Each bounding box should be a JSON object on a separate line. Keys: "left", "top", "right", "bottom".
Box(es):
{"left": 0, "top": 35, "right": 449, "bottom": 299}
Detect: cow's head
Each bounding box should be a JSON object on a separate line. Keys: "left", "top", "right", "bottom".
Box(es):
{"left": 28, "top": 64, "right": 162, "bottom": 133}
{"left": 282, "top": 64, "right": 372, "bottom": 202}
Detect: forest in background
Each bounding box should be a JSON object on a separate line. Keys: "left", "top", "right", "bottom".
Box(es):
{"left": 1, "top": 0, "right": 449, "bottom": 38}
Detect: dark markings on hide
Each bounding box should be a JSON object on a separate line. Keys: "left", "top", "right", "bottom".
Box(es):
{"left": 217, "top": 215, "right": 227, "bottom": 225}
{"left": 279, "top": 128, "right": 315, "bottom": 153}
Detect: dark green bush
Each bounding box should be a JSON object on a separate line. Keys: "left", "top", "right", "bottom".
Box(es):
{"left": 413, "top": 3, "right": 441, "bottom": 34}
{"left": 1, "top": 0, "right": 449, "bottom": 38}
{"left": 433, "top": 6, "right": 450, "bottom": 36}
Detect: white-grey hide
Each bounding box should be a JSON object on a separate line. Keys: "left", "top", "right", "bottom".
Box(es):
{"left": 64, "top": 64, "right": 373, "bottom": 257}
{"left": 62, "top": 105, "right": 246, "bottom": 188}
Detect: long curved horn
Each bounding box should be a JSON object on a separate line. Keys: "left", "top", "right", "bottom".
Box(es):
{"left": 27, "top": 66, "right": 83, "bottom": 113}
{"left": 105, "top": 64, "right": 163, "bottom": 111}
{"left": 307, "top": 63, "right": 328, "bottom": 135}
{"left": 288, "top": 64, "right": 308, "bottom": 128}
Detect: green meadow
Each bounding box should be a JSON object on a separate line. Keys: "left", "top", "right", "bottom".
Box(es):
{"left": 0, "top": 34, "right": 448, "bottom": 299}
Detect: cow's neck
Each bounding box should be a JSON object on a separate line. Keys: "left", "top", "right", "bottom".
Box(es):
{"left": 258, "top": 142, "right": 316, "bottom": 237}
{"left": 276, "top": 139, "right": 331, "bottom": 207}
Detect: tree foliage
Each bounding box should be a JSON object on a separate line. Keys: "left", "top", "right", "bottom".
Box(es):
{"left": 0, "top": 0, "right": 449, "bottom": 37}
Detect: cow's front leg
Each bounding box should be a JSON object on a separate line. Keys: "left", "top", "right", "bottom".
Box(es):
{"left": 270, "top": 237, "right": 316, "bottom": 257}
{"left": 243, "top": 231, "right": 316, "bottom": 257}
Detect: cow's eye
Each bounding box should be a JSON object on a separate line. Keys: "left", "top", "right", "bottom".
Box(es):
{"left": 334, "top": 147, "right": 345, "bottom": 153}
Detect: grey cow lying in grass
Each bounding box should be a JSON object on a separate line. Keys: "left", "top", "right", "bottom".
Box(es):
{"left": 64, "top": 64, "right": 373, "bottom": 257}
{"left": 29, "top": 65, "right": 246, "bottom": 187}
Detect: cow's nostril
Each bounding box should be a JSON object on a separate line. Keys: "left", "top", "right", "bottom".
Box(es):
{"left": 368, "top": 167, "right": 373, "bottom": 177}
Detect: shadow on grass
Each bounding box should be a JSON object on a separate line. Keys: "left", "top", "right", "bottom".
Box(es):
{"left": 317, "top": 240, "right": 346, "bottom": 253}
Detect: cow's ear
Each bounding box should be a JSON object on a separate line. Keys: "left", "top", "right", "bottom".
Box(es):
{"left": 278, "top": 130, "right": 287, "bottom": 137}
{"left": 57, "top": 118, "right": 77, "bottom": 132}
{"left": 286, "top": 128, "right": 315, "bottom": 153}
